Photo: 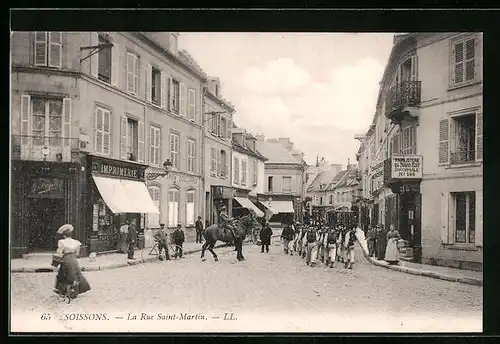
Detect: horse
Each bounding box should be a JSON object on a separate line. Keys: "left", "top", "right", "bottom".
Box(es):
{"left": 201, "top": 214, "right": 260, "bottom": 262}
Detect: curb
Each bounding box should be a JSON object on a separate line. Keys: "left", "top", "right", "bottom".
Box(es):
{"left": 366, "top": 256, "right": 482, "bottom": 286}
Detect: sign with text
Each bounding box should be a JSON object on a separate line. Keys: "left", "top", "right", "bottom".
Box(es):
{"left": 91, "top": 161, "right": 144, "bottom": 181}
{"left": 370, "top": 161, "right": 385, "bottom": 193}
{"left": 391, "top": 155, "right": 423, "bottom": 179}
{"left": 29, "top": 178, "right": 64, "bottom": 198}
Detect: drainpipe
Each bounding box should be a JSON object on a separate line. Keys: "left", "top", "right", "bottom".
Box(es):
{"left": 201, "top": 86, "right": 207, "bottom": 222}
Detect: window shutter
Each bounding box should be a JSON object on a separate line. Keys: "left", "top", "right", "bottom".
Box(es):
{"left": 111, "top": 42, "right": 119, "bottom": 87}
{"left": 34, "top": 31, "right": 47, "bottom": 66}
{"left": 20, "top": 95, "right": 31, "bottom": 140}
{"left": 160, "top": 71, "right": 167, "bottom": 109}
{"left": 475, "top": 112, "right": 483, "bottom": 161}
{"left": 120, "top": 116, "right": 127, "bottom": 159}
{"left": 188, "top": 89, "right": 196, "bottom": 121}
{"left": 475, "top": 190, "right": 483, "bottom": 247}
{"left": 90, "top": 32, "right": 99, "bottom": 78}
{"left": 48, "top": 32, "right": 62, "bottom": 68}
{"left": 180, "top": 83, "right": 187, "bottom": 116}
{"left": 138, "top": 121, "right": 145, "bottom": 163}
{"left": 218, "top": 150, "right": 222, "bottom": 176}
{"left": 438, "top": 119, "right": 449, "bottom": 164}
{"left": 146, "top": 63, "right": 152, "bottom": 102}
{"left": 126, "top": 53, "right": 134, "bottom": 94}
{"left": 410, "top": 54, "right": 418, "bottom": 81}
{"left": 440, "top": 192, "right": 450, "bottom": 244}
{"left": 62, "top": 98, "right": 71, "bottom": 146}
{"left": 168, "top": 78, "right": 174, "bottom": 111}
{"left": 226, "top": 152, "right": 229, "bottom": 179}
{"left": 474, "top": 38, "right": 480, "bottom": 80}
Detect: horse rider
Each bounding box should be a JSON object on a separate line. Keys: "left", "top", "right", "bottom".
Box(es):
{"left": 219, "top": 205, "right": 236, "bottom": 243}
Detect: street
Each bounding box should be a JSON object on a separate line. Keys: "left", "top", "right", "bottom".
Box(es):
{"left": 11, "top": 241, "right": 482, "bottom": 332}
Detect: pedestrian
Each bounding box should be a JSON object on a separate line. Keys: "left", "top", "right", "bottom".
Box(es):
{"left": 366, "top": 224, "right": 376, "bottom": 257}
{"left": 118, "top": 220, "right": 129, "bottom": 253}
{"left": 280, "top": 221, "right": 295, "bottom": 255}
{"left": 195, "top": 216, "right": 204, "bottom": 243}
{"left": 325, "top": 227, "right": 338, "bottom": 268}
{"left": 173, "top": 224, "right": 185, "bottom": 258}
{"left": 375, "top": 224, "right": 387, "bottom": 260}
{"left": 385, "top": 224, "right": 402, "bottom": 265}
{"left": 153, "top": 223, "right": 170, "bottom": 261}
{"left": 336, "top": 225, "right": 345, "bottom": 263}
{"left": 305, "top": 227, "right": 317, "bottom": 266}
{"left": 127, "top": 219, "right": 138, "bottom": 261}
{"left": 343, "top": 227, "right": 357, "bottom": 269}
{"left": 52, "top": 224, "right": 91, "bottom": 297}
{"left": 260, "top": 222, "right": 273, "bottom": 253}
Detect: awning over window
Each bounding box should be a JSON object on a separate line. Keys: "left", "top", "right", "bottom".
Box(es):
{"left": 234, "top": 197, "right": 264, "bottom": 217}
{"left": 92, "top": 176, "right": 159, "bottom": 214}
{"left": 259, "top": 200, "right": 295, "bottom": 214}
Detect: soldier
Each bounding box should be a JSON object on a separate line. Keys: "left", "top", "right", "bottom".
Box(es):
{"left": 344, "top": 226, "right": 357, "bottom": 269}
{"left": 325, "top": 227, "right": 339, "bottom": 268}
{"left": 218, "top": 205, "right": 236, "bottom": 243}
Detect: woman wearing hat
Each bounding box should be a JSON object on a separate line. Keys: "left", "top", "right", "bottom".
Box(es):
{"left": 53, "top": 224, "right": 91, "bottom": 297}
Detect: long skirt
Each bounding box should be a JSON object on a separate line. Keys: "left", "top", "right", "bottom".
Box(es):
{"left": 55, "top": 254, "right": 91, "bottom": 295}
{"left": 385, "top": 238, "right": 400, "bottom": 263}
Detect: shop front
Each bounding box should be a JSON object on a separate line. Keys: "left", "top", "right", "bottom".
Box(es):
{"left": 233, "top": 188, "right": 265, "bottom": 218}
{"left": 210, "top": 185, "right": 234, "bottom": 225}
{"left": 86, "top": 155, "right": 159, "bottom": 254}
{"left": 258, "top": 194, "right": 295, "bottom": 225}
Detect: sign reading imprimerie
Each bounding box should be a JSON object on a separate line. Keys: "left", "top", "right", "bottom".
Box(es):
{"left": 391, "top": 155, "right": 423, "bottom": 179}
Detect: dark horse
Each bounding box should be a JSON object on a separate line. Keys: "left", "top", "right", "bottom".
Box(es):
{"left": 201, "top": 214, "right": 260, "bottom": 262}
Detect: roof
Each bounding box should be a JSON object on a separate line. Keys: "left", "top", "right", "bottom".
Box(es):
{"left": 334, "top": 168, "right": 360, "bottom": 189}
{"left": 325, "top": 170, "right": 348, "bottom": 190}
{"left": 178, "top": 50, "right": 208, "bottom": 79}
{"left": 256, "top": 140, "right": 303, "bottom": 164}
{"left": 307, "top": 169, "right": 342, "bottom": 192}
{"left": 232, "top": 139, "right": 268, "bottom": 161}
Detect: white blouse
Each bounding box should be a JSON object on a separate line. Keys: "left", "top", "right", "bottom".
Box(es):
{"left": 57, "top": 238, "right": 82, "bottom": 255}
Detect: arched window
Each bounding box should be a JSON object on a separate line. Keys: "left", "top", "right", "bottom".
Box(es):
{"left": 186, "top": 190, "right": 196, "bottom": 226}
{"left": 147, "top": 185, "right": 161, "bottom": 228}
{"left": 168, "top": 188, "right": 180, "bottom": 227}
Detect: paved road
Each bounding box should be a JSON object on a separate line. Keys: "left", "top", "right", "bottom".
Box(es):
{"left": 10, "top": 241, "right": 482, "bottom": 333}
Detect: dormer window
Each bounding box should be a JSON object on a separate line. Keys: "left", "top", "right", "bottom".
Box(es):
{"left": 215, "top": 84, "right": 220, "bottom": 97}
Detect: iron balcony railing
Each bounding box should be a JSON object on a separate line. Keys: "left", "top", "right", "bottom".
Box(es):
{"left": 385, "top": 80, "right": 422, "bottom": 116}
{"left": 450, "top": 149, "right": 476, "bottom": 165}
{"left": 11, "top": 135, "right": 79, "bottom": 162}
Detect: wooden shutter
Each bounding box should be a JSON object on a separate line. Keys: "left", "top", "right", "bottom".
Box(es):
{"left": 90, "top": 32, "right": 99, "bottom": 78}
{"left": 188, "top": 89, "right": 196, "bottom": 121}
{"left": 438, "top": 119, "right": 449, "bottom": 164}
{"left": 120, "top": 116, "right": 127, "bottom": 159}
{"left": 476, "top": 112, "right": 483, "bottom": 161}
{"left": 62, "top": 98, "right": 71, "bottom": 146}
{"left": 20, "top": 95, "right": 31, "bottom": 140}
{"left": 225, "top": 151, "right": 229, "bottom": 179}
{"left": 95, "top": 108, "right": 102, "bottom": 153}
{"left": 475, "top": 190, "right": 483, "bottom": 247}
{"left": 138, "top": 120, "right": 145, "bottom": 163}
{"left": 440, "top": 192, "right": 450, "bottom": 244}
{"left": 146, "top": 63, "right": 152, "bottom": 102}
{"left": 34, "top": 31, "right": 47, "bottom": 66}
{"left": 410, "top": 54, "right": 418, "bottom": 81}
{"left": 111, "top": 42, "right": 119, "bottom": 87}
{"left": 168, "top": 77, "right": 174, "bottom": 111}
{"left": 180, "top": 83, "right": 187, "bottom": 116}
{"left": 465, "top": 38, "right": 476, "bottom": 82}
{"left": 48, "top": 32, "right": 62, "bottom": 68}
{"left": 126, "top": 53, "right": 134, "bottom": 94}
{"left": 218, "top": 150, "right": 222, "bottom": 176}
{"left": 160, "top": 71, "right": 167, "bottom": 109}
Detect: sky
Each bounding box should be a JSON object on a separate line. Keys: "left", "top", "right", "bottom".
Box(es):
{"left": 179, "top": 33, "right": 395, "bottom": 166}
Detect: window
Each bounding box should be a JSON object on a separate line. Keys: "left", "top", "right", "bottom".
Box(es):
{"left": 147, "top": 186, "right": 161, "bottom": 228}
{"left": 168, "top": 188, "right": 180, "bottom": 227}
{"left": 451, "top": 36, "right": 479, "bottom": 86}
{"left": 172, "top": 80, "right": 180, "bottom": 113}
{"left": 31, "top": 97, "right": 63, "bottom": 147}
{"left": 241, "top": 160, "right": 247, "bottom": 186}
{"left": 126, "top": 118, "right": 138, "bottom": 161}
{"left": 188, "top": 88, "right": 196, "bottom": 121}
{"left": 211, "top": 113, "right": 219, "bottom": 134}
{"left": 34, "top": 31, "right": 62, "bottom": 68}
{"left": 221, "top": 117, "right": 227, "bottom": 139}
{"left": 210, "top": 147, "right": 217, "bottom": 175}
{"left": 95, "top": 106, "right": 111, "bottom": 155}
{"left": 170, "top": 132, "right": 180, "bottom": 169}
{"left": 329, "top": 195, "right": 333, "bottom": 204}
{"left": 186, "top": 190, "right": 195, "bottom": 226}
{"left": 253, "top": 160, "right": 258, "bottom": 185}
{"left": 320, "top": 197, "right": 323, "bottom": 206}
{"left": 234, "top": 157, "right": 240, "bottom": 184}
{"left": 149, "top": 126, "right": 161, "bottom": 166}
{"left": 268, "top": 176, "right": 274, "bottom": 192}
{"left": 450, "top": 114, "right": 475, "bottom": 164}
{"left": 98, "top": 35, "right": 111, "bottom": 83}
{"left": 151, "top": 67, "right": 161, "bottom": 105}
{"left": 453, "top": 192, "right": 476, "bottom": 243}
{"left": 187, "top": 139, "right": 196, "bottom": 173}
{"left": 219, "top": 150, "right": 227, "bottom": 178}
{"left": 283, "top": 176, "right": 292, "bottom": 192}
{"left": 126, "top": 52, "right": 139, "bottom": 95}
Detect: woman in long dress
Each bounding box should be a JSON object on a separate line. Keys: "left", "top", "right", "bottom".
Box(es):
{"left": 53, "top": 224, "right": 91, "bottom": 296}
{"left": 385, "top": 224, "right": 401, "bottom": 265}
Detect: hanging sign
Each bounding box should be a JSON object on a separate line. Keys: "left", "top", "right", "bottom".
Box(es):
{"left": 391, "top": 155, "right": 423, "bottom": 179}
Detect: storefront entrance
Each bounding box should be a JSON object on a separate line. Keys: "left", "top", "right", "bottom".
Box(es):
{"left": 27, "top": 198, "right": 65, "bottom": 252}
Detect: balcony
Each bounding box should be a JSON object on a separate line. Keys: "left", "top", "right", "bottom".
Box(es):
{"left": 450, "top": 149, "right": 476, "bottom": 165}
{"left": 385, "top": 80, "right": 422, "bottom": 124}
{"left": 11, "top": 135, "right": 79, "bottom": 162}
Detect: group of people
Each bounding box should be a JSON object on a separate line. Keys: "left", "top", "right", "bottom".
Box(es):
{"left": 365, "top": 223, "right": 402, "bottom": 264}
{"left": 153, "top": 223, "right": 186, "bottom": 261}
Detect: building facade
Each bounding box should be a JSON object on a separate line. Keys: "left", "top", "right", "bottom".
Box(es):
{"left": 11, "top": 31, "right": 206, "bottom": 256}
{"left": 306, "top": 164, "right": 343, "bottom": 222}
{"left": 202, "top": 78, "right": 235, "bottom": 225}
{"left": 356, "top": 33, "right": 483, "bottom": 270}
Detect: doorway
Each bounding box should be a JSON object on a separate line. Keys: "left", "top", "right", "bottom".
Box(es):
{"left": 28, "top": 198, "right": 65, "bottom": 252}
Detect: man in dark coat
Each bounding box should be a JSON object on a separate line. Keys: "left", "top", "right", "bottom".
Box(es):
{"left": 366, "top": 224, "right": 376, "bottom": 257}
{"left": 195, "top": 216, "right": 204, "bottom": 243}
{"left": 173, "top": 224, "right": 185, "bottom": 258}
{"left": 153, "top": 223, "right": 170, "bottom": 261}
{"left": 260, "top": 222, "right": 273, "bottom": 253}
{"left": 280, "top": 222, "right": 295, "bottom": 255}
{"left": 127, "top": 218, "right": 138, "bottom": 260}
{"left": 375, "top": 224, "right": 387, "bottom": 260}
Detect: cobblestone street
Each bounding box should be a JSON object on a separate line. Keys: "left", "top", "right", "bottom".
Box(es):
{"left": 11, "top": 241, "right": 482, "bottom": 332}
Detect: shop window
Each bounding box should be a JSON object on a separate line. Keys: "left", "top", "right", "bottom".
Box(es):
{"left": 147, "top": 186, "right": 161, "bottom": 228}
{"left": 187, "top": 138, "right": 196, "bottom": 173}
{"left": 98, "top": 35, "right": 111, "bottom": 83}
{"left": 186, "top": 190, "right": 195, "bottom": 226}
{"left": 283, "top": 176, "right": 292, "bottom": 192}
{"left": 168, "top": 188, "right": 180, "bottom": 227}
{"left": 34, "top": 31, "right": 62, "bottom": 68}
{"left": 453, "top": 191, "right": 476, "bottom": 243}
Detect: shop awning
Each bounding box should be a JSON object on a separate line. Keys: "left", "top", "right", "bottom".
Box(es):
{"left": 92, "top": 176, "right": 159, "bottom": 214}
{"left": 259, "top": 200, "right": 295, "bottom": 214}
{"left": 234, "top": 197, "right": 264, "bottom": 217}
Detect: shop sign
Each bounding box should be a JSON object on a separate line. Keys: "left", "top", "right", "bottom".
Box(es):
{"left": 370, "top": 161, "right": 385, "bottom": 193}
{"left": 29, "top": 178, "right": 64, "bottom": 198}
{"left": 391, "top": 155, "right": 423, "bottom": 179}
{"left": 167, "top": 174, "right": 199, "bottom": 185}
{"left": 91, "top": 161, "right": 144, "bottom": 180}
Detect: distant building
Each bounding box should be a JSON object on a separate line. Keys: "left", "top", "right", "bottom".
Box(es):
{"left": 305, "top": 163, "right": 343, "bottom": 221}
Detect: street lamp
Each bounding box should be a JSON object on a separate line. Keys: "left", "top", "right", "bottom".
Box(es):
{"left": 146, "top": 159, "right": 173, "bottom": 181}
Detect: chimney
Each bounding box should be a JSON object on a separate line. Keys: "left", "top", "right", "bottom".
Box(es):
{"left": 278, "top": 137, "right": 293, "bottom": 151}
{"left": 255, "top": 134, "right": 265, "bottom": 142}
{"left": 245, "top": 134, "right": 256, "bottom": 152}
{"left": 208, "top": 77, "right": 221, "bottom": 97}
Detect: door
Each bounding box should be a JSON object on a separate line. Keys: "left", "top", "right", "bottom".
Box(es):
{"left": 28, "top": 198, "right": 66, "bottom": 252}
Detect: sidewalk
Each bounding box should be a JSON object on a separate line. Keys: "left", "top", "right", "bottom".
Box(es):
{"left": 11, "top": 230, "right": 281, "bottom": 273}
